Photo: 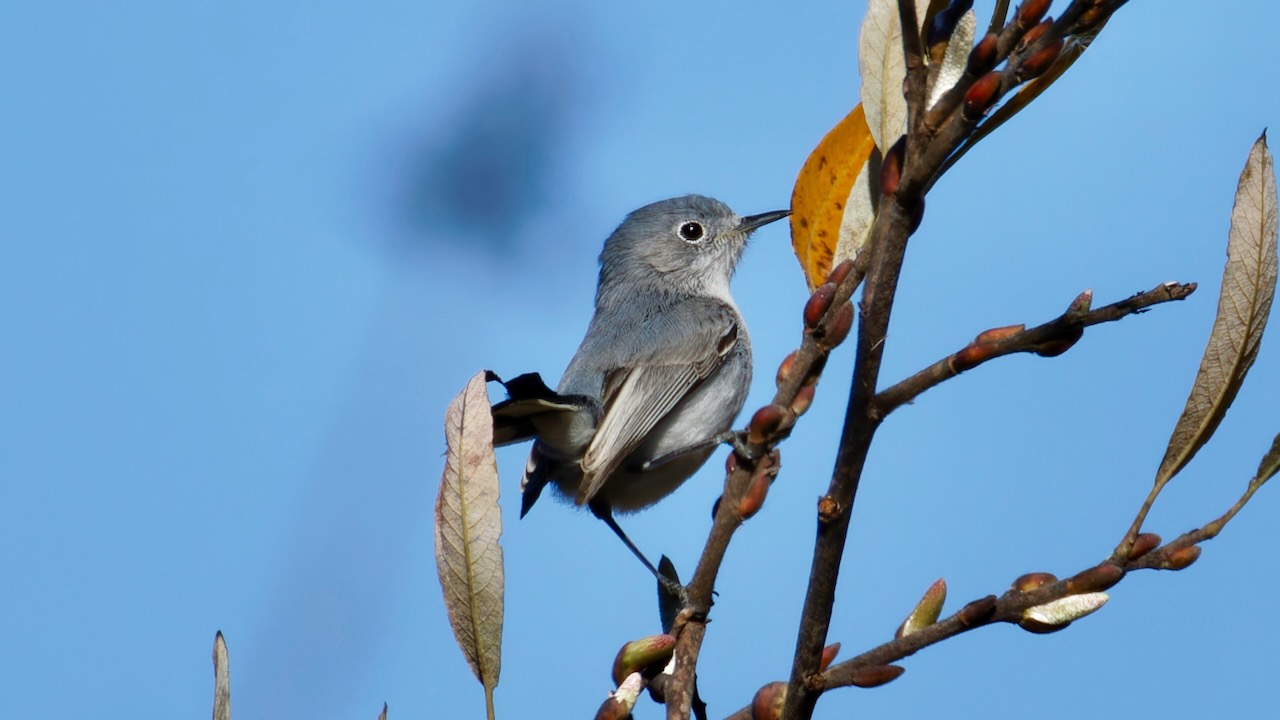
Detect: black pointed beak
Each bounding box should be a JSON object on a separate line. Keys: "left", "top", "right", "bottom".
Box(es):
{"left": 738, "top": 209, "right": 791, "bottom": 233}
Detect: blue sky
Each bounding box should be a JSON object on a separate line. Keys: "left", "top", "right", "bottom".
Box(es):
{"left": 2, "top": 2, "right": 1277, "bottom": 719}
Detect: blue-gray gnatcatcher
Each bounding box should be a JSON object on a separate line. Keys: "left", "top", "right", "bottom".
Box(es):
{"left": 491, "top": 194, "right": 788, "bottom": 575}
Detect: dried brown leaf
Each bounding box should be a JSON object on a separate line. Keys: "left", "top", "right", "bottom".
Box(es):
{"left": 212, "top": 631, "right": 230, "bottom": 720}
{"left": 436, "top": 371, "right": 505, "bottom": 700}
{"left": 859, "top": 0, "right": 928, "bottom": 152}
{"left": 1254, "top": 433, "right": 1280, "bottom": 488}
{"left": 1157, "top": 132, "right": 1279, "bottom": 485}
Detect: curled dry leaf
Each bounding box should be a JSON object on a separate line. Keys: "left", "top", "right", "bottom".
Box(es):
{"left": 859, "top": 0, "right": 929, "bottom": 152}
{"left": 790, "top": 105, "right": 878, "bottom": 289}
{"left": 212, "top": 631, "right": 230, "bottom": 720}
{"left": 436, "top": 371, "right": 505, "bottom": 705}
{"left": 1156, "top": 132, "right": 1278, "bottom": 486}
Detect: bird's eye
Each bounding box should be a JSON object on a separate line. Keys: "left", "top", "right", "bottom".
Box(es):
{"left": 678, "top": 221, "right": 705, "bottom": 243}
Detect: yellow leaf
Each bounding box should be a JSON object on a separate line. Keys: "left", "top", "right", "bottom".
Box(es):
{"left": 790, "top": 104, "right": 878, "bottom": 289}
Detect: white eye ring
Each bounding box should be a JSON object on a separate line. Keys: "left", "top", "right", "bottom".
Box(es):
{"left": 677, "top": 221, "right": 705, "bottom": 243}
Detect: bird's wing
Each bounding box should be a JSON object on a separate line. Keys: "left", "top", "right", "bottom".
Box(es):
{"left": 575, "top": 301, "right": 740, "bottom": 505}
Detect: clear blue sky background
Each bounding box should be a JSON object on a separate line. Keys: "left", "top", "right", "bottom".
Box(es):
{"left": 2, "top": 2, "right": 1277, "bottom": 718}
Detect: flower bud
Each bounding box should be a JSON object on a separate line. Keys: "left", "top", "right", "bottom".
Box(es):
{"left": 776, "top": 350, "right": 799, "bottom": 388}
{"left": 957, "top": 595, "right": 997, "bottom": 626}
{"left": 1012, "top": 572, "right": 1058, "bottom": 592}
{"left": 791, "top": 383, "right": 816, "bottom": 416}
{"left": 1016, "top": 0, "right": 1051, "bottom": 28}
{"left": 1162, "top": 545, "right": 1201, "bottom": 571}
{"left": 1129, "top": 533, "right": 1161, "bottom": 560}
{"left": 881, "top": 137, "right": 905, "bottom": 196}
{"left": 751, "top": 682, "right": 787, "bottom": 720}
{"left": 1018, "top": 616, "right": 1070, "bottom": 634}
{"left": 849, "top": 665, "right": 905, "bottom": 688}
{"left": 612, "top": 634, "right": 676, "bottom": 685}
{"left": 748, "top": 404, "right": 787, "bottom": 445}
{"left": 820, "top": 642, "right": 841, "bottom": 671}
{"left": 821, "top": 302, "right": 855, "bottom": 349}
{"left": 1018, "top": 38, "right": 1063, "bottom": 80}
{"left": 963, "top": 71, "right": 1003, "bottom": 120}
{"left": 950, "top": 341, "right": 998, "bottom": 372}
{"left": 897, "top": 578, "right": 947, "bottom": 638}
{"left": 738, "top": 471, "right": 770, "bottom": 520}
{"left": 974, "top": 324, "right": 1025, "bottom": 343}
{"left": 1065, "top": 563, "right": 1124, "bottom": 593}
{"left": 594, "top": 697, "right": 633, "bottom": 720}
{"left": 1033, "top": 327, "right": 1083, "bottom": 356}
{"left": 828, "top": 259, "right": 855, "bottom": 287}
{"left": 1017, "top": 18, "right": 1053, "bottom": 51}
{"left": 804, "top": 283, "right": 836, "bottom": 328}
{"left": 966, "top": 33, "right": 999, "bottom": 76}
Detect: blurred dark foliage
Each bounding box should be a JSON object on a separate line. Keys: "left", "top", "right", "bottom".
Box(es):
{"left": 395, "top": 34, "right": 579, "bottom": 253}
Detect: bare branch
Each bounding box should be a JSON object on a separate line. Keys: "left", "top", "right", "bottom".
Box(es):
{"left": 875, "top": 282, "right": 1198, "bottom": 417}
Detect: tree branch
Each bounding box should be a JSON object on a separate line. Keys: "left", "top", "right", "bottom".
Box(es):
{"left": 723, "top": 462, "right": 1271, "bottom": 719}
{"left": 875, "top": 282, "right": 1198, "bottom": 417}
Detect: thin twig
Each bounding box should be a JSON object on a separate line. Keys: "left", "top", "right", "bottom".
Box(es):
{"left": 876, "top": 282, "right": 1198, "bottom": 417}
{"left": 722, "top": 466, "right": 1270, "bottom": 719}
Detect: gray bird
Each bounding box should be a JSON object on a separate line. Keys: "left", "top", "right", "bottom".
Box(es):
{"left": 491, "top": 194, "right": 788, "bottom": 576}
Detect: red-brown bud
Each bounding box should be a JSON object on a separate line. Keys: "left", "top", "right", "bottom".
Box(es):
{"left": 594, "top": 697, "right": 632, "bottom": 720}
{"left": 1016, "top": 0, "right": 1051, "bottom": 28}
{"left": 849, "top": 665, "right": 905, "bottom": 688}
{"left": 1033, "top": 327, "right": 1082, "bottom": 356}
{"left": 828, "top": 258, "right": 855, "bottom": 287}
{"left": 791, "top": 383, "right": 816, "bottom": 416}
{"left": 1065, "top": 563, "right": 1124, "bottom": 593}
{"left": 881, "top": 137, "right": 905, "bottom": 197}
{"left": 804, "top": 283, "right": 836, "bottom": 328}
{"left": 1129, "top": 533, "right": 1162, "bottom": 560}
{"left": 1018, "top": 38, "right": 1063, "bottom": 80}
{"left": 1019, "top": 616, "right": 1070, "bottom": 634}
{"left": 612, "top": 634, "right": 676, "bottom": 685}
{"left": 1163, "top": 545, "right": 1201, "bottom": 571}
{"left": 974, "top": 323, "right": 1025, "bottom": 343}
{"left": 748, "top": 404, "right": 787, "bottom": 445}
{"left": 738, "top": 471, "right": 770, "bottom": 520}
{"left": 751, "top": 682, "right": 787, "bottom": 720}
{"left": 817, "top": 495, "right": 841, "bottom": 524}
{"left": 820, "top": 642, "right": 841, "bottom": 671}
{"left": 1066, "top": 288, "right": 1094, "bottom": 315}
{"left": 957, "top": 595, "right": 997, "bottom": 626}
{"left": 1012, "top": 572, "right": 1058, "bottom": 592}
{"left": 950, "top": 341, "right": 998, "bottom": 373}
{"left": 820, "top": 302, "right": 855, "bottom": 349}
{"left": 1017, "top": 18, "right": 1053, "bottom": 51}
{"left": 963, "top": 71, "right": 1003, "bottom": 119}
{"left": 966, "top": 33, "right": 999, "bottom": 76}
{"left": 1076, "top": 3, "right": 1108, "bottom": 31}
{"left": 776, "top": 350, "right": 799, "bottom": 388}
